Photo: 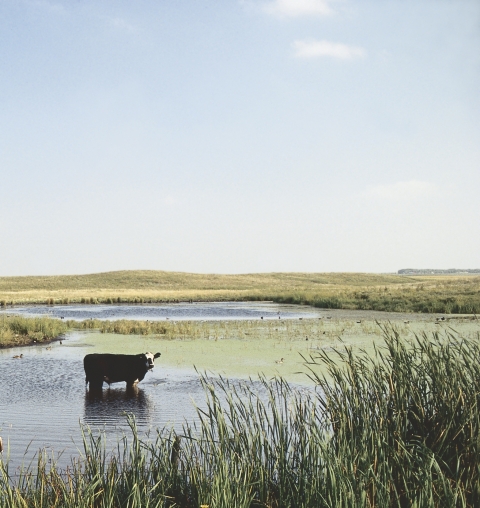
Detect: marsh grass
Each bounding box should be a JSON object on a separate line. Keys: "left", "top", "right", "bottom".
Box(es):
{"left": 72, "top": 315, "right": 477, "bottom": 342}
{"left": 73, "top": 318, "right": 339, "bottom": 340}
{"left": 0, "top": 315, "right": 68, "bottom": 347}
{"left": 1, "top": 330, "right": 479, "bottom": 507}
{"left": 0, "top": 270, "right": 479, "bottom": 313}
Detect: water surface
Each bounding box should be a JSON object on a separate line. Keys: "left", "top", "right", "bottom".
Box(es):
{"left": 0, "top": 332, "right": 212, "bottom": 472}
{"left": 0, "top": 301, "right": 323, "bottom": 321}
{"left": 0, "top": 331, "right": 307, "bottom": 473}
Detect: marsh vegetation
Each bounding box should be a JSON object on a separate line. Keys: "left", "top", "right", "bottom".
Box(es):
{"left": 0, "top": 315, "right": 68, "bottom": 347}
{"left": 1, "top": 330, "right": 479, "bottom": 507}
{"left": 0, "top": 270, "right": 479, "bottom": 314}
{"left": 2, "top": 295, "right": 479, "bottom": 505}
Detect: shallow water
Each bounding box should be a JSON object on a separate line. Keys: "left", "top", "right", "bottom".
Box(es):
{"left": 0, "top": 301, "right": 324, "bottom": 321}
{"left": 0, "top": 332, "right": 217, "bottom": 472}
{"left": 0, "top": 329, "right": 314, "bottom": 473}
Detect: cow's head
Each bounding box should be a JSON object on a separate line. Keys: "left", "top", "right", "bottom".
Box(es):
{"left": 143, "top": 352, "right": 161, "bottom": 370}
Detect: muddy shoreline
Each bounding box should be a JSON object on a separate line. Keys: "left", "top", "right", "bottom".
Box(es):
{"left": 0, "top": 334, "right": 64, "bottom": 349}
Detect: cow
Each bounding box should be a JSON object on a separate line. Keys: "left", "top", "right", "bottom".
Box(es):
{"left": 84, "top": 352, "right": 161, "bottom": 389}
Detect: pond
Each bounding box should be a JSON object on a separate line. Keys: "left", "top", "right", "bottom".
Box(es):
{"left": 0, "top": 301, "right": 324, "bottom": 321}
{"left": 0, "top": 331, "right": 241, "bottom": 473}
{"left": 1, "top": 303, "right": 477, "bottom": 473}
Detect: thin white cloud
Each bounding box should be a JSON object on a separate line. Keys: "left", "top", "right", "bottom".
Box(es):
{"left": 109, "top": 17, "right": 136, "bottom": 33}
{"left": 163, "top": 196, "right": 179, "bottom": 207}
{"left": 263, "top": 0, "right": 334, "bottom": 17}
{"left": 364, "top": 181, "right": 439, "bottom": 201}
{"left": 27, "top": 0, "right": 65, "bottom": 13}
{"left": 293, "top": 39, "right": 366, "bottom": 60}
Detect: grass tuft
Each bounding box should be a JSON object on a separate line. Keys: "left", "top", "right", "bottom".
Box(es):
{"left": 0, "top": 315, "right": 67, "bottom": 347}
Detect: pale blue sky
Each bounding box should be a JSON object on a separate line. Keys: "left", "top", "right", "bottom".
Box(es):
{"left": 1, "top": 0, "right": 479, "bottom": 275}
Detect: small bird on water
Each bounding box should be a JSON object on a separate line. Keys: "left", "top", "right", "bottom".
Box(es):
{"left": 13, "top": 354, "right": 23, "bottom": 359}
{"left": 275, "top": 358, "right": 284, "bottom": 364}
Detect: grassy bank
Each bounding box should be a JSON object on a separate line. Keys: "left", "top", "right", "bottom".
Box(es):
{"left": 0, "top": 270, "right": 479, "bottom": 313}
{"left": 0, "top": 315, "right": 68, "bottom": 347}
{"left": 1, "top": 330, "right": 479, "bottom": 507}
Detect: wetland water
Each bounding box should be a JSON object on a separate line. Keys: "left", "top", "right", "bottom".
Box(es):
{"left": 1, "top": 303, "right": 478, "bottom": 472}
{"left": 0, "top": 332, "right": 213, "bottom": 471}
{"left": 0, "top": 301, "right": 324, "bottom": 321}
{"left": 0, "top": 302, "right": 322, "bottom": 471}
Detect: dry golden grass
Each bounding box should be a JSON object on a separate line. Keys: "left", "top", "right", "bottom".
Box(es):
{"left": 0, "top": 270, "right": 409, "bottom": 296}
{"left": 0, "top": 270, "right": 479, "bottom": 313}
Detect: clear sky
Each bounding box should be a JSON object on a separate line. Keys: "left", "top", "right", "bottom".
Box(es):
{"left": 1, "top": 0, "right": 479, "bottom": 276}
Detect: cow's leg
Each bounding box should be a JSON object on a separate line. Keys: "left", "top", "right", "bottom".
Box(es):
{"left": 125, "top": 378, "right": 139, "bottom": 389}
{"left": 88, "top": 376, "right": 104, "bottom": 390}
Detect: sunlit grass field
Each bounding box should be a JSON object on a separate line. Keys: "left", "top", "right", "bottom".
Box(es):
{"left": 0, "top": 270, "right": 479, "bottom": 313}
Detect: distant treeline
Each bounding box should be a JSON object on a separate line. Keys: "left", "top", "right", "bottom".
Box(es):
{"left": 398, "top": 268, "right": 480, "bottom": 275}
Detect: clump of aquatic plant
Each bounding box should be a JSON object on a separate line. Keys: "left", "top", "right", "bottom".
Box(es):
{"left": 1, "top": 329, "right": 479, "bottom": 507}
{"left": 74, "top": 319, "right": 168, "bottom": 336}
{"left": 0, "top": 315, "right": 68, "bottom": 347}
{"left": 302, "top": 327, "right": 480, "bottom": 506}
{"left": 0, "top": 418, "right": 181, "bottom": 508}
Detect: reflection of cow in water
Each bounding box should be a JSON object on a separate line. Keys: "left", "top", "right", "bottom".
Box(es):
{"left": 84, "top": 352, "right": 161, "bottom": 389}
{"left": 84, "top": 385, "right": 153, "bottom": 426}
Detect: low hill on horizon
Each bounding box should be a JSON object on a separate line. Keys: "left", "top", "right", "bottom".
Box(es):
{"left": 0, "top": 270, "right": 479, "bottom": 314}
{"left": 0, "top": 269, "right": 411, "bottom": 292}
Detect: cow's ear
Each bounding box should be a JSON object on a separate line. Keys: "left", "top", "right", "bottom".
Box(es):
{"left": 154, "top": 352, "right": 161, "bottom": 358}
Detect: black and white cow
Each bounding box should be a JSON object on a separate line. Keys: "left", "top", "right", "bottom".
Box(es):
{"left": 84, "top": 352, "right": 161, "bottom": 389}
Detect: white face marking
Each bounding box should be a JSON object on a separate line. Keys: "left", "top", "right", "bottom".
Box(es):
{"left": 145, "top": 352, "right": 155, "bottom": 369}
